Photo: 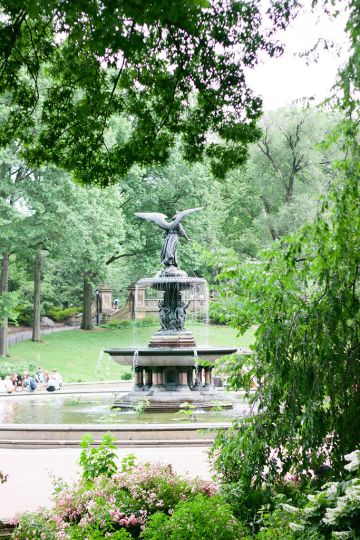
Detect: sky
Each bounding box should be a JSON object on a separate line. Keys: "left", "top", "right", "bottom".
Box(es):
{"left": 246, "top": 3, "right": 349, "bottom": 110}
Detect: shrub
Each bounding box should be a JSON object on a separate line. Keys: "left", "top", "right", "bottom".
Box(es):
{"left": 254, "top": 450, "right": 360, "bottom": 539}
{"left": 141, "top": 494, "right": 244, "bottom": 540}
{"left": 12, "top": 302, "right": 33, "bottom": 326}
{"left": 0, "top": 360, "right": 37, "bottom": 379}
{"left": 12, "top": 434, "right": 218, "bottom": 539}
{"left": 79, "top": 433, "right": 118, "bottom": 482}
{"left": 100, "top": 318, "right": 158, "bottom": 330}
{"left": 120, "top": 370, "right": 133, "bottom": 381}
{"left": 47, "top": 306, "right": 82, "bottom": 322}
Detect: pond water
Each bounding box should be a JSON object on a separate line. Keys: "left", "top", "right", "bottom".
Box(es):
{"left": 0, "top": 393, "right": 249, "bottom": 424}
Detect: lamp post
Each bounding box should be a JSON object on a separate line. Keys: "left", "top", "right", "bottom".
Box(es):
{"left": 95, "top": 288, "right": 99, "bottom": 326}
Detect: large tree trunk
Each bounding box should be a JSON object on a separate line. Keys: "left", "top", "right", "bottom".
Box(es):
{"left": 81, "top": 272, "right": 93, "bottom": 330}
{"left": 32, "top": 248, "right": 41, "bottom": 342}
{"left": 0, "top": 252, "right": 9, "bottom": 356}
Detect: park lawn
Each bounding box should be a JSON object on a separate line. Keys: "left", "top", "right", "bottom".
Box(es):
{"left": 3, "top": 324, "right": 254, "bottom": 382}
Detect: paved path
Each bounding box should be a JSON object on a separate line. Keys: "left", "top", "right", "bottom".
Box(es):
{"left": 0, "top": 447, "right": 211, "bottom": 520}
{"left": 8, "top": 325, "right": 79, "bottom": 347}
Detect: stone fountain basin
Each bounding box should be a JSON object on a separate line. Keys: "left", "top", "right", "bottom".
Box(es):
{"left": 105, "top": 347, "right": 238, "bottom": 366}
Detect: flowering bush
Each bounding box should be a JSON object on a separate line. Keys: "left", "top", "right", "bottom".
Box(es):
{"left": 254, "top": 450, "right": 360, "bottom": 539}
{"left": 12, "top": 460, "right": 218, "bottom": 539}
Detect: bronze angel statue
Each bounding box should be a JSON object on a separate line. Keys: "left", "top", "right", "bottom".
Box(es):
{"left": 135, "top": 208, "right": 203, "bottom": 267}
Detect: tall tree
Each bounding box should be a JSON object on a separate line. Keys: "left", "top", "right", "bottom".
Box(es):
{"left": 0, "top": 0, "right": 298, "bottom": 184}
{"left": 219, "top": 107, "right": 339, "bottom": 256}
{"left": 0, "top": 143, "right": 33, "bottom": 353}
{"left": 210, "top": 1, "right": 360, "bottom": 487}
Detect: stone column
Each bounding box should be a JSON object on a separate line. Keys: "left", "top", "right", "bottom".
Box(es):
{"left": 158, "top": 369, "right": 164, "bottom": 386}
{"left": 152, "top": 371, "right": 158, "bottom": 385}
{"left": 203, "top": 366, "right": 212, "bottom": 391}
{"left": 143, "top": 368, "right": 152, "bottom": 390}
{"left": 179, "top": 369, "right": 189, "bottom": 387}
{"left": 134, "top": 367, "right": 143, "bottom": 390}
{"left": 204, "top": 367, "right": 211, "bottom": 385}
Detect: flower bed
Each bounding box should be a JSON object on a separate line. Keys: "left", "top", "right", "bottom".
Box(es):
{"left": 11, "top": 435, "right": 242, "bottom": 539}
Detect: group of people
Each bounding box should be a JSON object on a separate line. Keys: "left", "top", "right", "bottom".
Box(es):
{"left": 1, "top": 367, "right": 63, "bottom": 393}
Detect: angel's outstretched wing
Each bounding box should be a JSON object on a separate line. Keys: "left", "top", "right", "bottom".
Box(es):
{"left": 134, "top": 212, "right": 169, "bottom": 230}
{"left": 171, "top": 207, "right": 203, "bottom": 228}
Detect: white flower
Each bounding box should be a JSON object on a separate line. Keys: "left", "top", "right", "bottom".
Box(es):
{"left": 281, "top": 503, "right": 299, "bottom": 514}
{"left": 288, "top": 522, "right": 304, "bottom": 532}
{"left": 344, "top": 450, "right": 360, "bottom": 472}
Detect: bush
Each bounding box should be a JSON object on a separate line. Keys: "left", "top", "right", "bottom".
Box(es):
{"left": 120, "top": 370, "right": 133, "bottom": 381}
{"left": 12, "top": 434, "right": 218, "bottom": 539}
{"left": 141, "top": 494, "right": 244, "bottom": 540}
{"left": 0, "top": 360, "right": 37, "bottom": 379}
{"left": 254, "top": 450, "right": 360, "bottom": 539}
{"left": 12, "top": 302, "right": 33, "bottom": 326}
{"left": 100, "top": 318, "right": 158, "bottom": 330}
{"left": 47, "top": 306, "right": 82, "bottom": 322}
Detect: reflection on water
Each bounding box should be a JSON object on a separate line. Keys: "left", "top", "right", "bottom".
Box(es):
{"left": 0, "top": 393, "right": 248, "bottom": 425}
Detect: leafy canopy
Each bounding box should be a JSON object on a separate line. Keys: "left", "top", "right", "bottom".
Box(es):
{"left": 0, "top": 0, "right": 297, "bottom": 185}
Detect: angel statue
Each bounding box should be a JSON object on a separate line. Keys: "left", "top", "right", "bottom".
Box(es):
{"left": 134, "top": 208, "right": 203, "bottom": 268}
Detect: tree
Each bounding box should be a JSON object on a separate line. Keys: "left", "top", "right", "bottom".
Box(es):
{"left": 64, "top": 185, "right": 125, "bottom": 330}
{"left": 0, "top": 0, "right": 298, "bottom": 185}
{"left": 210, "top": 1, "right": 360, "bottom": 488}
{"left": 0, "top": 142, "right": 34, "bottom": 353}
{"left": 15, "top": 167, "right": 83, "bottom": 340}
{"left": 219, "top": 107, "right": 339, "bottom": 257}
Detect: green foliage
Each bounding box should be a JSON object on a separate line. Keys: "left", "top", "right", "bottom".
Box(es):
{"left": 133, "top": 398, "right": 150, "bottom": 415}
{"left": 175, "top": 402, "right": 197, "bottom": 422}
{"left": 219, "top": 107, "right": 339, "bottom": 257}
{"left": 141, "top": 494, "right": 244, "bottom": 540}
{"left": 120, "top": 370, "right": 133, "bottom": 381}
{"left": 0, "top": 2, "right": 298, "bottom": 185}
{"left": 12, "top": 302, "right": 33, "bottom": 326}
{"left": 12, "top": 457, "right": 217, "bottom": 539}
{"left": 210, "top": 131, "right": 360, "bottom": 486}
{"left": 101, "top": 318, "right": 159, "bottom": 330}
{"left": 79, "top": 433, "right": 118, "bottom": 482}
{"left": 254, "top": 450, "right": 360, "bottom": 539}
{"left": 0, "top": 291, "right": 18, "bottom": 323}
{"left": 47, "top": 306, "right": 82, "bottom": 322}
{"left": 0, "top": 360, "right": 36, "bottom": 379}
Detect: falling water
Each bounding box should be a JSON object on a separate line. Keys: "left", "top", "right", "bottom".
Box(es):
{"left": 203, "top": 284, "right": 210, "bottom": 347}
{"left": 95, "top": 350, "right": 104, "bottom": 380}
{"left": 132, "top": 349, "right": 139, "bottom": 372}
{"left": 105, "top": 352, "right": 110, "bottom": 380}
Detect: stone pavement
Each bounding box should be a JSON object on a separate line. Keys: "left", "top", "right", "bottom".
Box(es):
{"left": 8, "top": 325, "right": 79, "bottom": 346}
{"left": 0, "top": 446, "right": 211, "bottom": 521}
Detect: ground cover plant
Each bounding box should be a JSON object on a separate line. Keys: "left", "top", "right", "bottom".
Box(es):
{"left": 2, "top": 324, "right": 253, "bottom": 382}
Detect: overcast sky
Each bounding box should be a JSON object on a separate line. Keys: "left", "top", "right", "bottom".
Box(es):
{"left": 246, "top": 3, "right": 349, "bottom": 110}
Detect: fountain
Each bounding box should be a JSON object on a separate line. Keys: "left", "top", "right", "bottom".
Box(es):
{"left": 105, "top": 208, "right": 237, "bottom": 411}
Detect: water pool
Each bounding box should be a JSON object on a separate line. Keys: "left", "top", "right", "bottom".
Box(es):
{"left": 0, "top": 392, "right": 249, "bottom": 424}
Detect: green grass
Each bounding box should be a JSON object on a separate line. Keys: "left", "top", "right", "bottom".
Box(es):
{"left": 3, "top": 324, "right": 254, "bottom": 382}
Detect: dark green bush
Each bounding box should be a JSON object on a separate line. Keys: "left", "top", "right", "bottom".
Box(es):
{"left": 100, "top": 317, "right": 158, "bottom": 330}
{"left": 11, "top": 302, "right": 33, "bottom": 326}
{"left": 120, "top": 370, "right": 133, "bottom": 380}
{"left": 47, "top": 306, "right": 82, "bottom": 322}
{"left": 141, "top": 494, "right": 244, "bottom": 540}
